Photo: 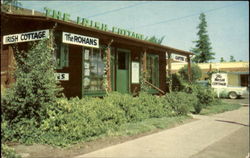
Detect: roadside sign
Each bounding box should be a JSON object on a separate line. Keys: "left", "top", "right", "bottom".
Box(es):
{"left": 211, "top": 73, "right": 228, "bottom": 88}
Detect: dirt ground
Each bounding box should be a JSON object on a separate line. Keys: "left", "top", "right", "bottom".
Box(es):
{"left": 11, "top": 119, "right": 195, "bottom": 158}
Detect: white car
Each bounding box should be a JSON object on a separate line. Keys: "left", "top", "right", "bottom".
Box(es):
{"left": 196, "top": 80, "right": 248, "bottom": 99}
{"left": 214, "top": 86, "right": 248, "bottom": 99}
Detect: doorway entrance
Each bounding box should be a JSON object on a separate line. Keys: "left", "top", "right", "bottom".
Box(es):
{"left": 116, "top": 49, "right": 130, "bottom": 93}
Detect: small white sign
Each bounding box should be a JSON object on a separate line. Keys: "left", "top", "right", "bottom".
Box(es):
{"left": 132, "top": 62, "right": 140, "bottom": 84}
{"left": 62, "top": 32, "right": 99, "bottom": 48}
{"left": 55, "top": 73, "right": 69, "bottom": 81}
{"left": 84, "top": 49, "right": 90, "bottom": 60}
{"left": 3, "top": 29, "right": 49, "bottom": 45}
{"left": 84, "top": 69, "right": 90, "bottom": 76}
{"left": 211, "top": 73, "right": 228, "bottom": 88}
{"left": 173, "top": 54, "right": 187, "bottom": 62}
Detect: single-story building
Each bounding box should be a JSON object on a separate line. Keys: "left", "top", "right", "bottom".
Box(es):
{"left": 1, "top": 8, "right": 193, "bottom": 98}
{"left": 171, "top": 61, "right": 249, "bottom": 87}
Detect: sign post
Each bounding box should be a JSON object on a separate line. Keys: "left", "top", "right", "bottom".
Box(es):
{"left": 211, "top": 73, "right": 228, "bottom": 98}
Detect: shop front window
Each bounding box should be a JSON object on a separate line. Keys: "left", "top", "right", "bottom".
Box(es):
{"left": 83, "top": 47, "right": 105, "bottom": 92}
{"left": 146, "top": 54, "right": 159, "bottom": 86}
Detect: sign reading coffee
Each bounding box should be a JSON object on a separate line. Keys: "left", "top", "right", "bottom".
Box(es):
{"left": 3, "top": 30, "right": 49, "bottom": 45}
{"left": 62, "top": 32, "right": 99, "bottom": 48}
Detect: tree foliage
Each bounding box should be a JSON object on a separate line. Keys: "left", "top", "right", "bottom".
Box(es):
{"left": 2, "top": 0, "right": 22, "bottom": 12}
{"left": 145, "top": 36, "right": 165, "bottom": 44}
{"left": 178, "top": 64, "right": 202, "bottom": 83}
{"left": 229, "top": 55, "right": 236, "bottom": 62}
{"left": 220, "top": 57, "right": 226, "bottom": 62}
{"left": 191, "top": 13, "right": 215, "bottom": 63}
{"left": 1, "top": 40, "right": 62, "bottom": 123}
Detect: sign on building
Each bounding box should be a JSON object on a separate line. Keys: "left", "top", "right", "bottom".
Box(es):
{"left": 166, "top": 53, "right": 187, "bottom": 62}
{"left": 55, "top": 73, "right": 69, "bottom": 81}
{"left": 62, "top": 32, "right": 99, "bottom": 48}
{"left": 3, "top": 30, "right": 50, "bottom": 44}
{"left": 211, "top": 73, "right": 228, "bottom": 88}
{"left": 131, "top": 62, "right": 140, "bottom": 84}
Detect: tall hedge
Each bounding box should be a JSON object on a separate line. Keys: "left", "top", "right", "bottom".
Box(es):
{"left": 1, "top": 40, "right": 62, "bottom": 123}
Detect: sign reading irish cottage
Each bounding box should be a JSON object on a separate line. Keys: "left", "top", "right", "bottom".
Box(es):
{"left": 3, "top": 30, "right": 49, "bottom": 45}
{"left": 62, "top": 32, "right": 99, "bottom": 48}
{"left": 211, "top": 73, "right": 228, "bottom": 88}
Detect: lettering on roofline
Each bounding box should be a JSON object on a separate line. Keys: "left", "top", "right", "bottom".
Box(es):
{"left": 44, "top": 7, "right": 147, "bottom": 41}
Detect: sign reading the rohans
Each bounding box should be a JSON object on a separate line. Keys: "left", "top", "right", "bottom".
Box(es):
{"left": 3, "top": 30, "right": 49, "bottom": 45}
{"left": 62, "top": 32, "right": 99, "bottom": 48}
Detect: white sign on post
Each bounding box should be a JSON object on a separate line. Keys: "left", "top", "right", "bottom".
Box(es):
{"left": 132, "top": 62, "right": 140, "bottom": 84}
{"left": 55, "top": 73, "right": 69, "bottom": 81}
{"left": 62, "top": 32, "right": 99, "bottom": 48}
{"left": 3, "top": 29, "right": 49, "bottom": 44}
{"left": 211, "top": 73, "right": 228, "bottom": 88}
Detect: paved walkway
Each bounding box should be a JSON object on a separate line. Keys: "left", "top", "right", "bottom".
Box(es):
{"left": 75, "top": 107, "right": 249, "bottom": 158}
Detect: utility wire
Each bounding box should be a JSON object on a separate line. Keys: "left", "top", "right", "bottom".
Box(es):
{"left": 129, "top": 2, "right": 243, "bottom": 30}
{"left": 86, "top": 1, "right": 149, "bottom": 18}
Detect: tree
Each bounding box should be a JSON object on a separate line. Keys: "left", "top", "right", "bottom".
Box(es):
{"left": 2, "top": 40, "right": 62, "bottom": 123}
{"left": 191, "top": 13, "right": 215, "bottom": 63}
{"left": 2, "top": 0, "right": 22, "bottom": 12}
{"left": 230, "top": 55, "right": 236, "bottom": 62}
{"left": 145, "top": 36, "right": 165, "bottom": 44}
{"left": 220, "top": 57, "right": 226, "bottom": 62}
{"left": 178, "top": 64, "right": 202, "bottom": 83}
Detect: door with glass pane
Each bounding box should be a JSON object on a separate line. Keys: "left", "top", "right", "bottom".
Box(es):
{"left": 116, "top": 50, "right": 130, "bottom": 93}
{"left": 82, "top": 47, "right": 105, "bottom": 96}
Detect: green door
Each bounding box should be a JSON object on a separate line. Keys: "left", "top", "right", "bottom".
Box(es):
{"left": 116, "top": 50, "right": 130, "bottom": 93}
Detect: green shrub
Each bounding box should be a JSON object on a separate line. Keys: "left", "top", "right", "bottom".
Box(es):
{"left": 183, "top": 84, "right": 218, "bottom": 113}
{"left": 1, "top": 144, "right": 21, "bottom": 158}
{"left": 192, "top": 85, "right": 217, "bottom": 106}
{"left": 1, "top": 91, "right": 190, "bottom": 147}
{"left": 165, "top": 92, "right": 198, "bottom": 115}
{"left": 178, "top": 64, "right": 202, "bottom": 83}
{"left": 1, "top": 40, "right": 62, "bottom": 123}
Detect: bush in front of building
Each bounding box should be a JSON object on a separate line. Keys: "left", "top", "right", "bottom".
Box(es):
{"left": 1, "top": 92, "right": 181, "bottom": 146}
{"left": 183, "top": 84, "right": 218, "bottom": 114}
{"left": 178, "top": 64, "right": 202, "bottom": 83}
{"left": 1, "top": 144, "right": 21, "bottom": 158}
{"left": 164, "top": 92, "right": 198, "bottom": 115}
{"left": 1, "top": 40, "right": 63, "bottom": 124}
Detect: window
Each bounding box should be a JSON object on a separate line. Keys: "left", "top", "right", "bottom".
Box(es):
{"left": 146, "top": 54, "right": 159, "bottom": 86}
{"left": 54, "top": 31, "right": 69, "bottom": 69}
{"left": 82, "top": 47, "right": 105, "bottom": 92}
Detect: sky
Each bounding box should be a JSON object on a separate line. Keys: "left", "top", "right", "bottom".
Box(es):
{"left": 19, "top": 1, "right": 249, "bottom": 62}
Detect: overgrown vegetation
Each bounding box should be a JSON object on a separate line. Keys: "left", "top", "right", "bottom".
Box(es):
{"left": 2, "top": 40, "right": 62, "bottom": 124}
{"left": 178, "top": 64, "right": 202, "bottom": 83}
{"left": 1, "top": 144, "right": 21, "bottom": 158}
{"left": 1, "top": 92, "right": 192, "bottom": 147}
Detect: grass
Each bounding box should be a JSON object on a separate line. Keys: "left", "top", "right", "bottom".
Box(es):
{"left": 76, "top": 115, "right": 192, "bottom": 144}
{"left": 105, "top": 115, "right": 191, "bottom": 137}
{"left": 200, "top": 102, "right": 242, "bottom": 115}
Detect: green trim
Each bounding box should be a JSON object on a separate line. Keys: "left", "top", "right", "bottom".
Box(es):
{"left": 116, "top": 48, "right": 131, "bottom": 94}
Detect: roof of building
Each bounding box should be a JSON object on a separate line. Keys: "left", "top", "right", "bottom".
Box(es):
{"left": 2, "top": 11, "right": 193, "bottom": 56}
{"left": 171, "top": 62, "right": 249, "bottom": 73}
